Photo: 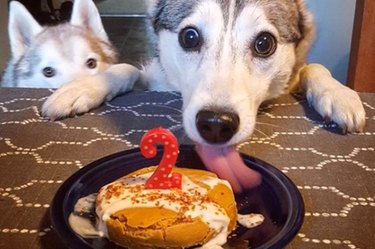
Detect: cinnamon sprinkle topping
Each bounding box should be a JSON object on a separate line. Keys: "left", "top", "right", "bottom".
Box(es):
{"left": 98, "top": 174, "right": 225, "bottom": 216}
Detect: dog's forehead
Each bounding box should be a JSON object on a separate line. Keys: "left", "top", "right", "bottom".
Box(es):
{"left": 34, "top": 24, "right": 115, "bottom": 64}
{"left": 151, "top": 0, "right": 301, "bottom": 42}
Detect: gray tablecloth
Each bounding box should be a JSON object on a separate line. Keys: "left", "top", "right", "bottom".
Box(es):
{"left": 0, "top": 88, "right": 374, "bottom": 249}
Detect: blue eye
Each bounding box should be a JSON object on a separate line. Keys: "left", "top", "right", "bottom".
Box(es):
{"left": 179, "top": 27, "right": 202, "bottom": 51}
{"left": 253, "top": 32, "right": 277, "bottom": 57}
{"left": 42, "top": 67, "right": 56, "bottom": 78}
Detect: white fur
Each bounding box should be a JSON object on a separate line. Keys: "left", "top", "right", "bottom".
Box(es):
{"left": 15, "top": 36, "right": 110, "bottom": 88}
{"left": 300, "top": 64, "right": 365, "bottom": 132}
{"left": 70, "top": 0, "right": 109, "bottom": 42}
{"left": 41, "top": 64, "right": 139, "bottom": 119}
{"left": 7, "top": 1, "right": 43, "bottom": 61}
{"left": 2, "top": 0, "right": 138, "bottom": 91}
{"left": 40, "top": 0, "right": 366, "bottom": 141}
{"left": 149, "top": 3, "right": 298, "bottom": 145}
{"left": 2, "top": 0, "right": 140, "bottom": 119}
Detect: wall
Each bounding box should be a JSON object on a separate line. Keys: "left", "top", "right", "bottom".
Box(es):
{"left": 95, "top": 0, "right": 147, "bottom": 16}
{"left": 306, "top": 0, "right": 356, "bottom": 84}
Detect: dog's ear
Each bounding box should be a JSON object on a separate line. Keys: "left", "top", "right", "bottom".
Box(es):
{"left": 294, "top": 0, "right": 316, "bottom": 72}
{"left": 146, "top": 0, "right": 160, "bottom": 16}
{"left": 8, "top": 1, "right": 43, "bottom": 61}
{"left": 146, "top": 0, "right": 162, "bottom": 31}
{"left": 289, "top": 0, "right": 316, "bottom": 90}
{"left": 70, "top": 0, "right": 109, "bottom": 42}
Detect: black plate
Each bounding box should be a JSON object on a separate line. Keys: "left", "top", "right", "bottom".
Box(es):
{"left": 50, "top": 145, "right": 304, "bottom": 249}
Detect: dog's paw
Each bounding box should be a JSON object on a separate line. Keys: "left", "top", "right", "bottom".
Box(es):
{"left": 306, "top": 85, "right": 366, "bottom": 133}
{"left": 41, "top": 64, "right": 140, "bottom": 120}
{"left": 301, "top": 64, "right": 366, "bottom": 133}
{"left": 41, "top": 77, "right": 107, "bottom": 120}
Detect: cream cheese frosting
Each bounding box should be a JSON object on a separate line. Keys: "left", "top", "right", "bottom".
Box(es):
{"left": 95, "top": 172, "right": 232, "bottom": 247}
{"left": 69, "top": 168, "right": 264, "bottom": 248}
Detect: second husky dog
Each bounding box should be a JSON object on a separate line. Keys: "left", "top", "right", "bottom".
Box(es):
{"left": 42, "top": 0, "right": 365, "bottom": 191}
{"left": 1, "top": 0, "right": 138, "bottom": 91}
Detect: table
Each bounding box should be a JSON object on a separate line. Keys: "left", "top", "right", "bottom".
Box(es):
{"left": 0, "top": 88, "right": 374, "bottom": 249}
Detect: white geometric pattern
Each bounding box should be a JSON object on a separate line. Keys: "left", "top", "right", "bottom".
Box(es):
{"left": 0, "top": 88, "right": 374, "bottom": 249}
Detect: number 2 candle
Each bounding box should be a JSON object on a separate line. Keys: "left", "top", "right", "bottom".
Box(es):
{"left": 140, "top": 127, "right": 182, "bottom": 189}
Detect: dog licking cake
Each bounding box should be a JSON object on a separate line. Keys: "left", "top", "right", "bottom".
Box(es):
{"left": 95, "top": 128, "right": 237, "bottom": 248}
{"left": 69, "top": 128, "right": 264, "bottom": 248}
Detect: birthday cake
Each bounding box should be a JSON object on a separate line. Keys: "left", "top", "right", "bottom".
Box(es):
{"left": 95, "top": 128, "right": 237, "bottom": 248}
{"left": 69, "top": 128, "right": 264, "bottom": 248}
{"left": 96, "top": 166, "right": 237, "bottom": 249}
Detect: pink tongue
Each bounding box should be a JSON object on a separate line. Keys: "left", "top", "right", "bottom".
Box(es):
{"left": 195, "top": 144, "right": 262, "bottom": 193}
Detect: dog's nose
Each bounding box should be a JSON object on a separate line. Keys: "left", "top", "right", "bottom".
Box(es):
{"left": 196, "top": 110, "right": 240, "bottom": 144}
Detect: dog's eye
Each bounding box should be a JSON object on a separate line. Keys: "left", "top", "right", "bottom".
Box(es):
{"left": 253, "top": 32, "right": 277, "bottom": 57}
{"left": 42, "top": 67, "right": 56, "bottom": 78}
{"left": 86, "top": 58, "right": 97, "bottom": 69}
{"left": 179, "top": 27, "right": 202, "bottom": 51}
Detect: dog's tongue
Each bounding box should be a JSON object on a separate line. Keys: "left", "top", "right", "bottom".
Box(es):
{"left": 195, "top": 144, "right": 261, "bottom": 193}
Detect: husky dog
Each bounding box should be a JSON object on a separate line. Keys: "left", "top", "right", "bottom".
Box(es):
{"left": 1, "top": 0, "right": 138, "bottom": 92}
{"left": 42, "top": 0, "right": 365, "bottom": 191}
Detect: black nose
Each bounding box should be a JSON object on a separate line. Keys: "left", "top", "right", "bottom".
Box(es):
{"left": 196, "top": 110, "right": 240, "bottom": 144}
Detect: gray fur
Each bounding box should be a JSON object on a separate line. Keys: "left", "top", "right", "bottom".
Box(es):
{"left": 36, "top": 0, "right": 364, "bottom": 144}
{"left": 258, "top": 0, "right": 302, "bottom": 42}
{"left": 150, "top": 0, "right": 309, "bottom": 44}
{"left": 150, "top": 0, "right": 231, "bottom": 33}
{"left": 150, "top": 0, "right": 199, "bottom": 33}
{"left": 148, "top": 0, "right": 315, "bottom": 86}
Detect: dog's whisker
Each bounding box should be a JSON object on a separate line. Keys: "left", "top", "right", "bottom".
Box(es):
{"left": 168, "top": 124, "right": 183, "bottom": 132}
{"left": 152, "top": 104, "right": 183, "bottom": 114}
{"left": 168, "top": 125, "right": 191, "bottom": 143}
{"left": 255, "top": 121, "right": 280, "bottom": 128}
{"left": 253, "top": 128, "right": 271, "bottom": 140}
{"left": 232, "top": 94, "right": 251, "bottom": 105}
{"left": 180, "top": 133, "right": 191, "bottom": 144}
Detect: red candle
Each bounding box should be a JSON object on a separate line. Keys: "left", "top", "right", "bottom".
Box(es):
{"left": 140, "top": 127, "right": 182, "bottom": 189}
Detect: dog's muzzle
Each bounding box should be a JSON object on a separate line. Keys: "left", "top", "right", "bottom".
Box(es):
{"left": 196, "top": 110, "right": 240, "bottom": 144}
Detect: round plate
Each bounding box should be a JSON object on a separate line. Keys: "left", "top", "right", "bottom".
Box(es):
{"left": 50, "top": 145, "right": 304, "bottom": 249}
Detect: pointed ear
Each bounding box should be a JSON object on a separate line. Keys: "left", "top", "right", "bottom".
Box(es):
{"left": 295, "top": 0, "right": 316, "bottom": 69}
{"left": 70, "top": 0, "right": 108, "bottom": 42}
{"left": 8, "top": 1, "right": 43, "bottom": 60}
{"left": 147, "top": 0, "right": 160, "bottom": 16}
{"left": 288, "top": 0, "right": 317, "bottom": 91}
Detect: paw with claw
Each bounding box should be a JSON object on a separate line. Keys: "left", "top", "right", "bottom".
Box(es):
{"left": 300, "top": 64, "right": 366, "bottom": 133}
